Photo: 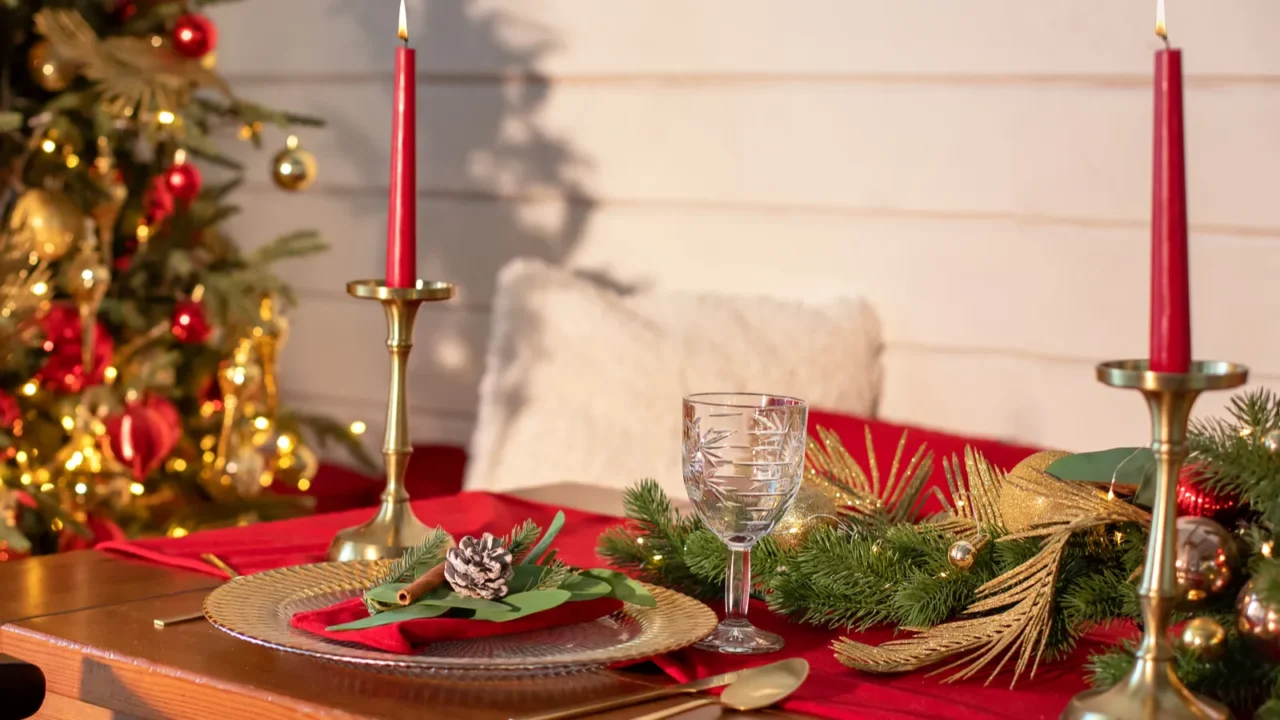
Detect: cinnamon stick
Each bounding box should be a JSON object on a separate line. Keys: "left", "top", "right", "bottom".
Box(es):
{"left": 396, "top": 562, "right": 447, "bottom": 606}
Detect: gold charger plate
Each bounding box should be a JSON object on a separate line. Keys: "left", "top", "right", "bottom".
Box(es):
{"left": 204, "top": 561, "right": 717, "bottom": 677}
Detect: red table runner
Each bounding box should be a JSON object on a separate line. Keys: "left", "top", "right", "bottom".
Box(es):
{"left": 100, "top": 490, "right": 1098, "bottom": 720}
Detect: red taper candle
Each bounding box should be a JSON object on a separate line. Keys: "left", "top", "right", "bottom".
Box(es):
{"left": 1150, "top": 1, "right": 1191, "bottom": 372}
{"left": 386, "top": 0, "right": 416, "bottom": 288}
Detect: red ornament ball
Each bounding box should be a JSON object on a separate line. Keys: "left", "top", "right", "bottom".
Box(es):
{"left": 163, "top": 161, "right": 202, "bottom": 202}
{"left": 0, "top": 389, "right": 19, "bottom": 430}
{"left": 144, "top": 174, "right": 176, "bottom": 225}
{"left": 33, "top": 305, "right": 114, "bottom": 393}
{"left": 103, "top": 395, "right": 182, "bottom": 481}
{"left": 1176, "top": 466, "right": 1241, "bottom": 523}
{"left": 171, "top": 299, "right": 212, "bottom": 344}
{"left": 172, "top": 14, "right": 217, "bottom": 59}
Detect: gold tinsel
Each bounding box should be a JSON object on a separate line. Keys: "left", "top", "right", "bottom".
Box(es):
{"left": 833, "top": 447, "right": 1150, "bottom": 688}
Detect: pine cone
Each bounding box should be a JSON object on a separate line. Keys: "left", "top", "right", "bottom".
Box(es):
{"left": 444, "top": 533, "right": 514, "bottom": 600}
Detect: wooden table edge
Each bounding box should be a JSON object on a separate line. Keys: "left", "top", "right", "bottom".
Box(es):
{"left": 1, "top": 621, "right": 368, "bottom": 720}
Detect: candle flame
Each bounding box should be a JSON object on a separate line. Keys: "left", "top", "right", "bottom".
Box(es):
{"left": 1155, "top": 0, "right": 1167, "bottom": 40}
{"left": 398, "top": 0, "right": 408, "bottom": 42}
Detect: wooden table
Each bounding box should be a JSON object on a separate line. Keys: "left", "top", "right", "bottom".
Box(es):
{"left": 0, "top": 484, "right": 805, "bottom": 719}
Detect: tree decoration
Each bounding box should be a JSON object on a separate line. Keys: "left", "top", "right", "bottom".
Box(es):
{"left": 171, "top": 14, "right": 218, "bottom": 59}
{"left": 103, "top": 396, "right": 180, "bottom": 482}
{"left": 34, "top": 9, "right": 230, "bottom": 116}
{"left": 33, "top": 305, "right": 113, "bottom": 394}
{"left": 28, "top": 40, "right": 76, "bottom": 92}
{"left": 270, "top": 135, "right": 318, "bottom": 191}
{"left": 1173, "top": 516, "right": 1237, "bottom": 604}
{"left": 171, "top": 298, "right": 211, "bottom": 344}
{"left": 143, "top": 174, "right": 175, "bottom": 228}
{"left": 1179, "top": 617, "right": 1227, "bottom": 661}
{"left": 163, "top": 151, "right": 202, "bottom": 202}
{"left": 8, "top": 188, "right": 83, "bottom": 262}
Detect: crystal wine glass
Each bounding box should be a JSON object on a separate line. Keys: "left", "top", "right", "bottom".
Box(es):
{"left": 682, "top": 392, "right": 808, "bottom": 654}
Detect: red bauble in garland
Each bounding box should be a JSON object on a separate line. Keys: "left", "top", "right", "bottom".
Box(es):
{"left": 172, "top": 14, "right": 217, "bottom": 59}
{"left": 171, "top": 299, "right": 212, "bottom": 344}
{"left": 33, "top": 305, "right": 114, "bottom": 393}
{"left": 1176, "top": 465, "right": 1241, "bottom": 523}
{"left": 163, "top": 160, "right": 202, "bottom": 202}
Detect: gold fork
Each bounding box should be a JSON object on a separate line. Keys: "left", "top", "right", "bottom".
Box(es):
{"left": 152, "top": 553, "right": 241, "bottom": 628}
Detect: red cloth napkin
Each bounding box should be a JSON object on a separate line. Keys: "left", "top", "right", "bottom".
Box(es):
{"left": 98, "top": 492, "right": 620, "bottom": 579}
{"left": 291, "top": 596, "right": 623, "bottom": 654}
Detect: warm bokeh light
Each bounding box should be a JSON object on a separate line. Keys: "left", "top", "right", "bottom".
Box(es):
{"left": 349, "top": 420, "right": 367, "bottom": 435}
{"left": 130, "top": 482, "right": 145, "bottom": 496}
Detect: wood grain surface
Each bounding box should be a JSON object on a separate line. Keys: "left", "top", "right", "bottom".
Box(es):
{"left": 0, "top": 485, "right": 796, "bottom": 719}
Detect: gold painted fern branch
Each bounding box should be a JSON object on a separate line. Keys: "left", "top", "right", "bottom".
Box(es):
{"left": 834, "top": 449, "right": 1149, "bottom": 688}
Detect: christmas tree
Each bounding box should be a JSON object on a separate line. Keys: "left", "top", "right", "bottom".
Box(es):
{"left": 0, "top": 1, "right": 373, "bottom": 559}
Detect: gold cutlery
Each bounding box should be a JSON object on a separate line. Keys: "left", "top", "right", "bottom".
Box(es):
{"left": 513, "top": 658, "right": 804, "bottom": 720}
{"left": 153, "top": 553, "right": 240, "bottom": 628}
{"left": 630, "top": 658, "right": 808, "bottom": 720}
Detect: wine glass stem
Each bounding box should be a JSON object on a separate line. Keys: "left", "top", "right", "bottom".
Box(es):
{"left": 725, "top": 547, "right": 751, "bottom": 623}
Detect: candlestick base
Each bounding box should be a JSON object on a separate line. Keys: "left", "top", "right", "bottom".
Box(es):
{"left": 326, "top": 279, "right": 455, "bottom": 562}
{"left": 1061, "top": 360, "right": 1246, "bottom": 720}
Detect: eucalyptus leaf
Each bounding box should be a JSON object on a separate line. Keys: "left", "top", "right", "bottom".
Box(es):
{"left": 559, "top": 574, "right": 612, "bottom": 601}
{"left": 508, "top": 565, "right": 544, "bottom": 593}
{"left": 1046, "top": 447, "right": 1156, "bottom": 508}
{"left": 521, "top": 510, "right": 565, "bottom": 566}
{"left": 472, "top": 590, "right": 571, "bottom": 622}
{"left": 326, "top": 603, "right": 448, "bottom": 632}
{"left": 364, "top": 583, "right": 409, "bottom": 605}
{"left": 415, "top": 590, "right": 509, "bottom": 612}
{"left": 582, "top": 569, "right": 657, "bottom": 607}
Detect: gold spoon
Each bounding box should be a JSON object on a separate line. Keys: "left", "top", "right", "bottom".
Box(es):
{"left": 152, "top": 553, "right": 240, "bottom": 628}
{"left": 630, "top": 657, "right": 808, "bottom": 720}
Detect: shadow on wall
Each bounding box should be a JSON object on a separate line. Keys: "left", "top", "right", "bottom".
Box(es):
{"left": 330, "top": 0, "right": 596, "bottom": 304}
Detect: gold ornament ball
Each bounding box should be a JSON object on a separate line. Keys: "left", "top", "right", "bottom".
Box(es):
{"left": 770, "top": 482, "right": 838, "bottom": 551}
{"left": 8, "top": 188, "right": 84, "bottom": 262}
{"left": 270, "top": 440, "right": 319, "bottom": 489}
{"left": 28, "top": 40, "right": 76, "bottom": 92}
{"left": 1237, "top": 580, "right": 1280, "bottom": 651}
{"left": 1174, "top": 516, "right": 1237, "bottom": 604}
{"left": 270, "top": 136, "right": 317, "bottom": 191}
{"left": 1178, "top": 616, "right": 1227, "bottom": 661}
{"left": 999, "top": 450, "right": 1075, "bottom": 532}
{"left": 947, "top": 539, "right": 979, "bottom": 570}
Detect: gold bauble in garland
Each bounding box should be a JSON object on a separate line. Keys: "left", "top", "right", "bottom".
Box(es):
{"left": 999, "top": 450, "right": 1075, "bottom": 532}
{"left": 1178, "top": 616, "right": 1227, "bottom": 661}
{"left": 1237, "top": 580, "right": 1280, "bottom": 652}
{"left": 269, "top": 435, "right": 318, "bottom": 491}
{"left": 1173, "top": 516, "right": 1236, "bottom": 604}
{"left": 947, "top": 537, "right": 989, "bottom": 570}
{"left": 9, "top": 188, "right": 84, "bottom": 262}
{"left": 270, "top": 135, "right": 317, "bottom": 191}
{"left": 770, "top": 482, "right": 838, "bottom": 551}
{"left": 28, "top": 40, "right": 77, "bottom": 92}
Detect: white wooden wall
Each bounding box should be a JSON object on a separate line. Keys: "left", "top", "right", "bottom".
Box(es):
{"left": 209, "top": 0, "right": 1280, "bottom": 459}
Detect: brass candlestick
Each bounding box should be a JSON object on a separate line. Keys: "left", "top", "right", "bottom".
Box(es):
{"left": 1062, "top": 359, "right": 1247, "bottom": 720}
{"left": 326, "top": 279, "right": 455, "bottom": 562}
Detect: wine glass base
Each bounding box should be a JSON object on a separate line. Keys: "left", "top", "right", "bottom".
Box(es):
{"left": 694, "top": 620, "right": 785, "bottom": 655}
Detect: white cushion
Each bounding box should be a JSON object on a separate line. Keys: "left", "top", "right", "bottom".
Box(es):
{"left": 464, "top": 258, "right": 883, "bottom": 496}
